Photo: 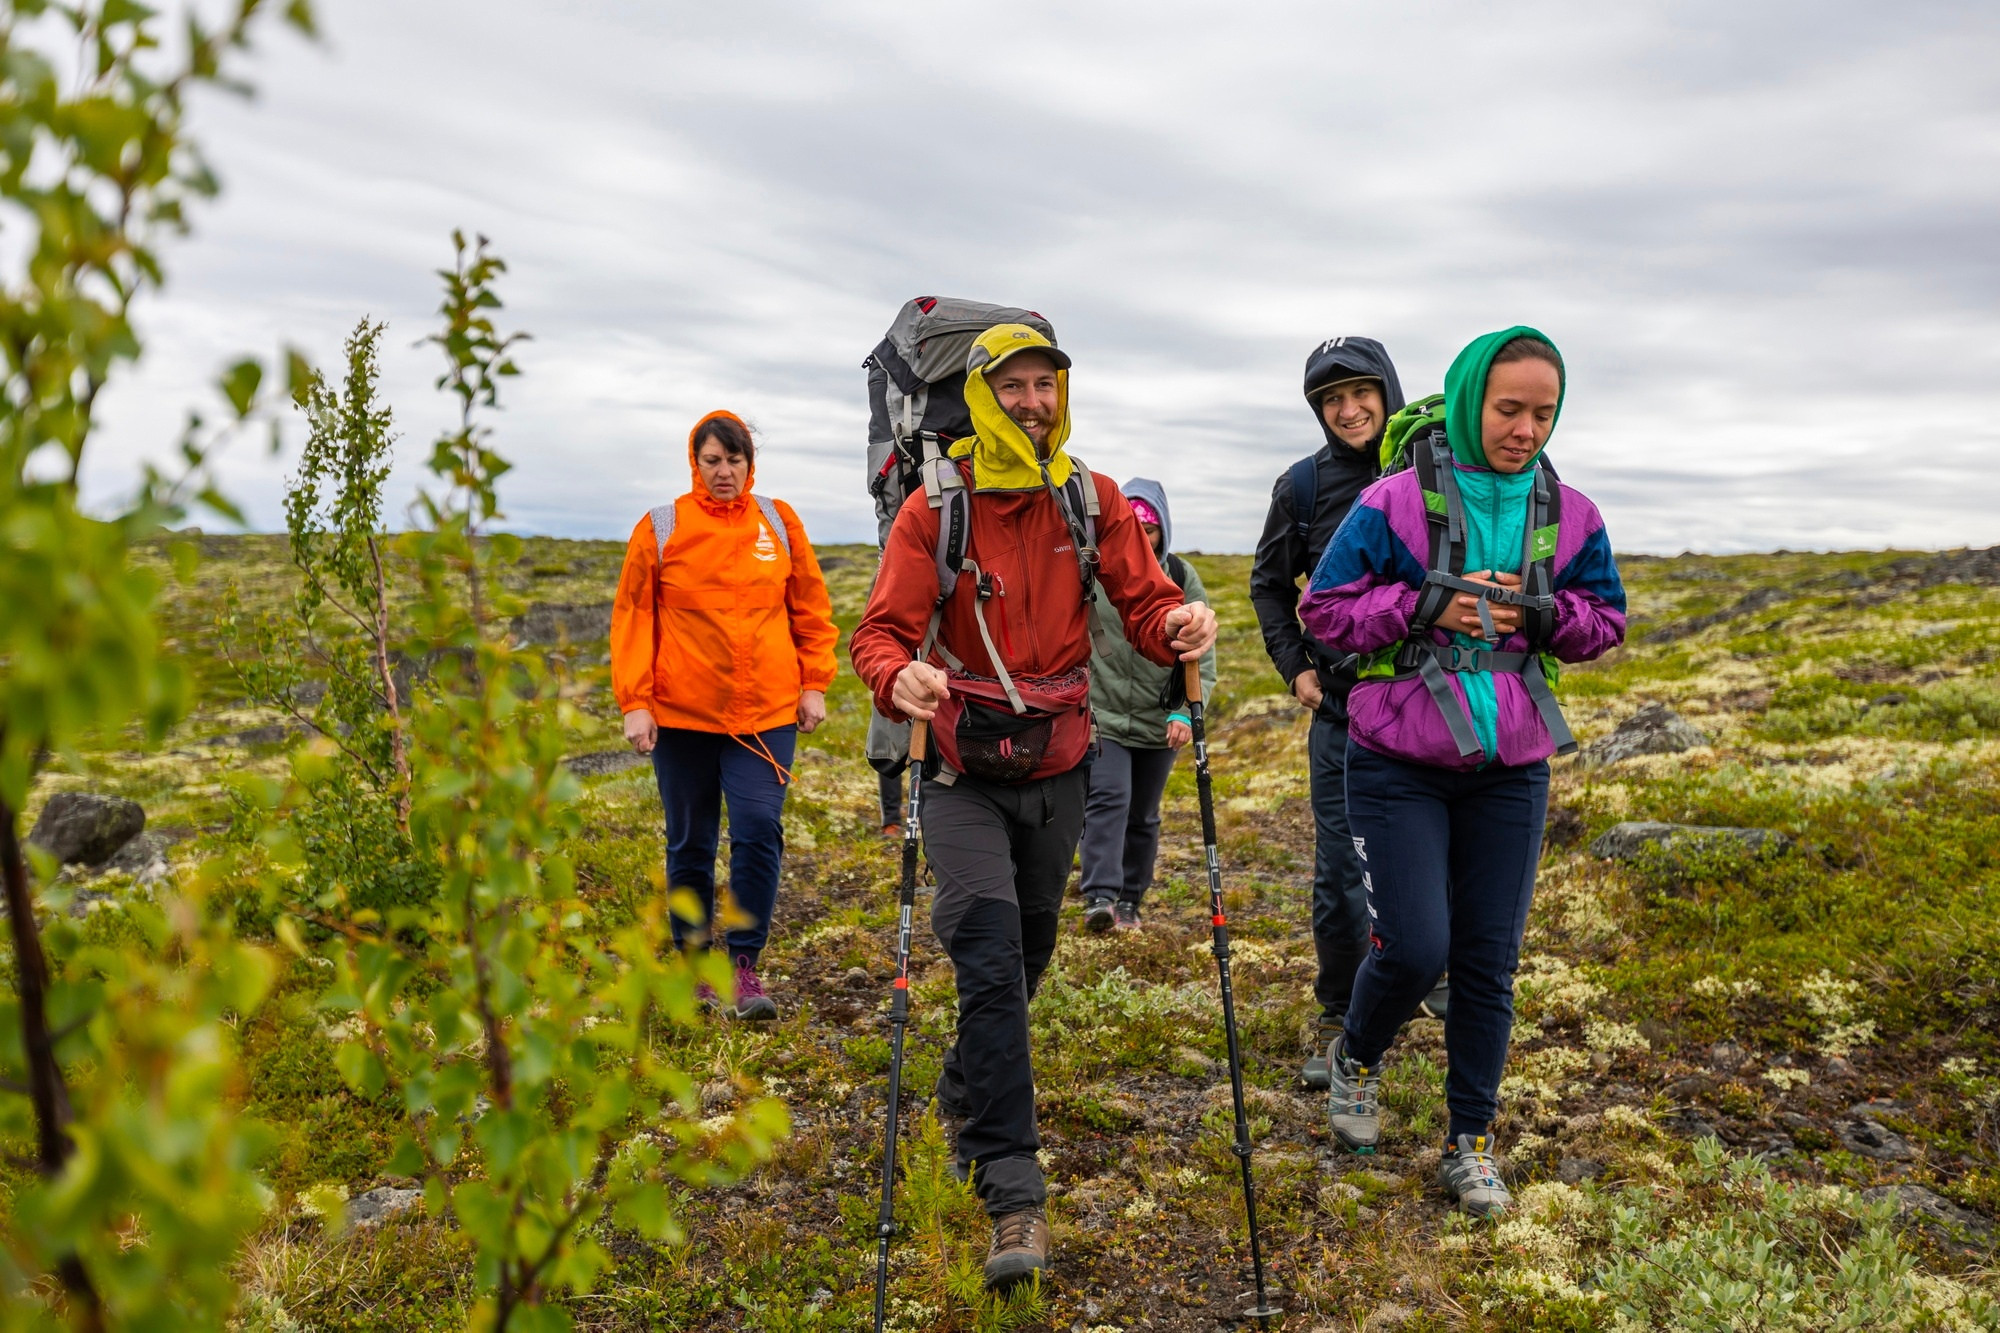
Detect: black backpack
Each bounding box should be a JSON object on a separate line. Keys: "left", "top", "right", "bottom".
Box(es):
{"left": 865, "top": 297, "right": 1056, "bottom": 520}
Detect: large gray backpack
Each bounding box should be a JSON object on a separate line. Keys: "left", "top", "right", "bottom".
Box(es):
{"left": 864, "top": 296, "right": 1056, "bottom": 544}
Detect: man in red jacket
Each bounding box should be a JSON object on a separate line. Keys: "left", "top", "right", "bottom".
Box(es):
{"left": 851, "top": 324, "right": 1217, "bottom": 1289}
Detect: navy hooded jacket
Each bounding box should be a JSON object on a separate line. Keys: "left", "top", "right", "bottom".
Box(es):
{"left": 1249, "top": 336, "right": 1406, "bottom": 702}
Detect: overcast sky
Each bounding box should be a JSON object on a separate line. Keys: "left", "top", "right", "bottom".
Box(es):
{"left": 82, "top": 0, "right": 2000, "bottom": 554}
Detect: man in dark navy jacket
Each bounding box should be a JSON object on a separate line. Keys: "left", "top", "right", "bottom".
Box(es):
{"left": 1251, "top": 336, "right": 1443, "bottom": 1089}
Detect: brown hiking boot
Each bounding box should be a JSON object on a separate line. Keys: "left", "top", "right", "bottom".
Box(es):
{"left": 983, "top": 1207, "right": 1049, "bottom": 1290}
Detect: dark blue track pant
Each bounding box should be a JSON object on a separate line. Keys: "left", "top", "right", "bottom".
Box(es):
{"left": 1342, "top": 739, "right": 1549, "bottom": 1140}
{"left": 650, "top": 725, "right": 796, "bottom": 960}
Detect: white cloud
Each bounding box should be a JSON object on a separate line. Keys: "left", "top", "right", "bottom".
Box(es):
{"left": 79, "top": 0, "right": 2000, "bottom": 554}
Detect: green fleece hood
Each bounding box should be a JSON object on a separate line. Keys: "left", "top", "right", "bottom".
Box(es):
{"left": 1442, "top": 325, "right": 1565, "bottom": 469}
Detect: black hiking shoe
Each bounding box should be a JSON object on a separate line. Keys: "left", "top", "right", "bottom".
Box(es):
{"left": 1301, "top": 1018, "right": 1342, "bottom": 1090}
{"left": 1419, "top": 978, "right": 1449, "bottom": 1022}
{"left": 983, "top": 1208, "right": 1049, "bottom": 1290}
{"left": 1112, "top": 899, "right": 1142, "bottom": 931}
{"left": 1083, "top": 895, "right": 1117, "bottom": 934}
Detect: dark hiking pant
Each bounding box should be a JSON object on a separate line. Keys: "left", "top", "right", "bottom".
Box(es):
{"left": 651, "top": 725, "right": 796, "bottom": 960}
{"left": 1078, "top": 739, "right": 1179, "bottom": 904}
{"left": 926, "top": 767, "right": 1087, "bottom": 1217}
{"left": 1341, "top": 740, "right": 1549, "bottom": 1141}
{"left": 1310, "top": 712, "right": 1371, "bottom": 1023}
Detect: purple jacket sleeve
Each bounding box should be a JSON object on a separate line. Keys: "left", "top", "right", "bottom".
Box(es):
{"left": 1544, "top": 517, "right": 1627, "bottom": 663}
{"left": 1296, "top": 489, "right": 1429, "bottom": 656}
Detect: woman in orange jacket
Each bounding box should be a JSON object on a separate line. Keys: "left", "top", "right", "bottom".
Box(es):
{"left": 612, "top": 410, "right": 839, "bottom": 1019}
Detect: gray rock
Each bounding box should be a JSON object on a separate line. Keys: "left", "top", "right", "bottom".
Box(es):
{"left": 1666, "top": 1075, "right": 1715, "bottom": 1100}
{"left": 346, "top": 1185, "right": 422, "bottom": 1228}
{"left": 1556, "top": 1157, "right": 1603, "bottom": 1184}
{"left": 94, "top": 830, "right": 179, "bottom": 887}
{"left": 1836, "top": 1117, "right": 1916, "bottom": 1161}
{"left": 510, "top": 601, "right": 612, "bottom": 648}
{"left": 1822, "top": 1055, "right": 1856, "bottom": 1080}
{"left": 843, "top": 966, "right": 871, "bottom": 988}
{"left": 564, "top": 750, "right": 648, "bottom": 778}
{"left": 1861, "top": 1184, "right": 1994, "bottom": 1254}
{"left": 1583, "top": 703, "right": 1711, "bottom": 766}
{"left": 1709, "top": 1041, "right": 1750, "bottom": 1074}
{"left": 26, "top": 792, "right": 145, "bottom": 867}
{"left": 1662, "top": 1112, "right": 1724, "bottom": 1142}
{"left": 1589, "top": 821, "right": 1792, "bottom": 863}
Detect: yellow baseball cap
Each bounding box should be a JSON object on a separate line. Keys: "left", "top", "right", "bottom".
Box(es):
{"left": 966, "top": 323, "right": 1072, "bottom": 375}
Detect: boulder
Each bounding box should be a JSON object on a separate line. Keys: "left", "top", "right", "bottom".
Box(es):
{"left": 1582, "top": 703, "right": 1709, "bottom": 766}
{"left": 1835, "top": 1116, "right": 1915, "bottom": 1161}
{"left": 564, "top": 750, "right": 648, "bottom": 778}
{"left": 347, "top": 1185, "right": 422, "bottom": 1228}
{"left": 1861, "top": 1184, "right": 1994, "bottom": 1255}
{"left": 26, "top": 792, "right": 145, "bottom": 867}
{"left": 95, "top": 830, "right": 178, "bottom": 887}
{"left": 1556, "top": 1157, "right": 1603, "bottom": 1185}
{"left": 510, "top": 602, "right": 612, "bottom": 648}
{"left": 1589, "top": 821, "right": 1791, "bottom": 863}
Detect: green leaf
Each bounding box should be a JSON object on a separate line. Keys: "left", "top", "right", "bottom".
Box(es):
{"left": 220, "top": 356, "right": 263, "bottom": 417}
{"left": 333, "top": 1043, "right": 386, "bottom": 1099}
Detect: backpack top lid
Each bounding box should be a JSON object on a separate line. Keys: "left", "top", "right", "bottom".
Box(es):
{"left": 875, "top": 297, "right": 1055, "bottom": 394}
{"left": 1379, "top": 394, "right": 1447, "bottom": 474}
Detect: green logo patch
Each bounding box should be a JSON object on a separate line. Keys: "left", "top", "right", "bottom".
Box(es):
{"left": 1424, "top": 490, "right": 1447, "bottom": 517}
{"left": 1531, "top": 524, "right": 1559, "bottom": 560}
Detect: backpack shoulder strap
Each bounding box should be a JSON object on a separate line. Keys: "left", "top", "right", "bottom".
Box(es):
{"left": 1163, "top": 550, "right": 1189, "bottom": 588}
{"left": 1407, "top": 432, "right": 1465, "bottom": 634}
{"left": 1286, "top": 455, "right": 1319, "bottom": 551}
{"left": 1520, "top": 465, "right": 1561, "bottom": 647}
{"left": 754, "top": 495, "right": 792, "bottom": 557}
{"left": 1047, "top": 457, "right": 1100, "bottom": 604}
{"left": 650, "top": 502, "right": 677, "bottom": 560}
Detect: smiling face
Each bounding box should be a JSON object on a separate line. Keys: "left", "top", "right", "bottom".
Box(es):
{"left": 986, "top": 350, "right": 1062, "bottom": 454}
{"left": 1318, "top": 379, "right": 1385, "bottom": 451}
{"left": 696, "top": 439, "right": 749, "bottom": 501}
{"left": 1480, "top": 358, "right": 1562, "bottom": 473}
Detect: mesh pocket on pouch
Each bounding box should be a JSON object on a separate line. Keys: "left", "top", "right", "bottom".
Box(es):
{"left": 953, "top": 703, "right": 1054, "bottom": 784}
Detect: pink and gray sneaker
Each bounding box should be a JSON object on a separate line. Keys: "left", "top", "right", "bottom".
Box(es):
{"left": 732, "top": 955, "right": 778, "bottom": 1021}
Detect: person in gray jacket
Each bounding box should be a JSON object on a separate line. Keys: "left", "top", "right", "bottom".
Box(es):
{"left": 1079, "top": 478, "right": 1218, "bottom": 933}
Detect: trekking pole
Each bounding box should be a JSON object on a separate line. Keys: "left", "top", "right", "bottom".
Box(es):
{"left": 873, "top": 720, "right": 927, "bottom": 1332}
{"left": 1185, "top": 661, "right": 1281, "bottom": 1323}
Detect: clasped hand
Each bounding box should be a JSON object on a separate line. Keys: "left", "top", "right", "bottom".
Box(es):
{"left": 1443, "top": 571, "right": 1523, "bottom": 640}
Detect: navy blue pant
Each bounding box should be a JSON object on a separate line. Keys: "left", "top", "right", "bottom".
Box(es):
{"left": 1342, "top": 740, "right": 1548, "bottom": 1140}
{"left": 650, "top": 725, "right": 796, "bottom": 960}
{"left": 1310, "top": 713, "right": 1372, "bottom": 1022}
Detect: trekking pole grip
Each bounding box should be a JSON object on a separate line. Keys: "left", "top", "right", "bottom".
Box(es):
{"left": 1184, "top": 659, "right": 1203, "bottom": 706}
{"left": 910, "top": 719, "right": 928, "bottom": 763}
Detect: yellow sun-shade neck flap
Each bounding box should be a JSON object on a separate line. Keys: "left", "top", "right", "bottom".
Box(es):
{"left": 952, "top": 324, "right": 1074, "bottom": 491}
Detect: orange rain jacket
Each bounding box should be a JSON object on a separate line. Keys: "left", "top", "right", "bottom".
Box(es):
{"left": 612, "top": 411, "right": 840, "bottom": 735}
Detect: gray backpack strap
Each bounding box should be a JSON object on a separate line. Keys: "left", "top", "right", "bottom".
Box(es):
{"left": 755, "top": 495, "right": 792, "bottom": 556}
{"left": 650, "top": 502, "right": 677, "bottom": 560}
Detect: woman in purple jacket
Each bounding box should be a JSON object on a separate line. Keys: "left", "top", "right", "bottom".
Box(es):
{"left": 1299, "top": 327, "right": 1626, "bottom": 1216}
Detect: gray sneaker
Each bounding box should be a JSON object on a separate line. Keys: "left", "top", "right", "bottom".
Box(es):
{"left": 1439, "top": 1133, "right": 1511, "bottom": 1217}
{"left": 1418, "top": 979, "right": 1449, "bottom": 1022}
{"left": 1326, "top": 1037, "right": 1381, "bottom": 1153}
{"left": 1300, "top": 1019, "right": 1342, "bottom": 1090}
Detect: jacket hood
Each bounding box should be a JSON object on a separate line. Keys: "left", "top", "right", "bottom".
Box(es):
{"left": 1443, "top": 326, "right": 1565, "bottom": 469}
{"left": 687, "top": 409, "right": 756, "bottom": 511}
{"left": 952, "top": 324, "right": 1075, "bottom": 491}
{"left": 1303, "top": 336, "right": 1406, "bottom": 457}
{"left": 1121, "top": 477, "right": 1174, "bottom": 554}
